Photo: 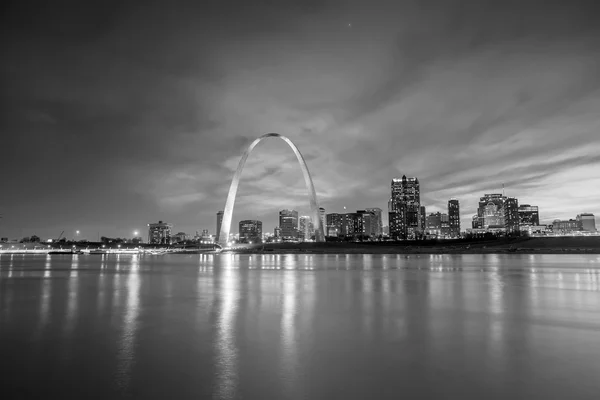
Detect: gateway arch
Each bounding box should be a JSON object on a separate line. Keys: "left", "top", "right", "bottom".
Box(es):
{"left": 219, "top": 133, "right": 325, "bottom": 246}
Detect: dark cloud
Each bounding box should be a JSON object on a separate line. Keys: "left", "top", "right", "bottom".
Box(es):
{"left": 1, "top": 0, "right": 599, "bottom": 239}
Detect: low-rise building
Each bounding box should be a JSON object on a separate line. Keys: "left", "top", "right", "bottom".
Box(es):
{"left": 148, "top": 221, "right": 173, "bottom": 245}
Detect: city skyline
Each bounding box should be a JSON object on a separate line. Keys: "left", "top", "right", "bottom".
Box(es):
{"left": 2, "top": 0, "right": 600, "bottom": 239}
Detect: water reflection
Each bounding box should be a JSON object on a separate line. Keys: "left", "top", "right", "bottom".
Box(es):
{"left": 44, "top": 254, "right": 51, "bottom": 278}
{"left": 64, "top": 256, "right": 79, "bottom": 335}
{"left": 38, "top": 256, "right": 53, "bottom": 331}
{"left": 280, "top": 275, "right": 299, "bottom": 397}
{"left": 115, "top": 256, "right": 141, "bottom": 393}
{"left": 2, "top": 253, "right": 600, "bottom": 399}
{"left": 214, "top": 254, "right": 240, "bottom": 399}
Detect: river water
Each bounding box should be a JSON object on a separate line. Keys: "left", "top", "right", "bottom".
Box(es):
{"left": 1, "top": 253, "right": 600, "bottom": 399}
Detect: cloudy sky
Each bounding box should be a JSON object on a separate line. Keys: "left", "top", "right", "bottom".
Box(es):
{"left": 1, "top": 0, "right": 599, "bottom": 240}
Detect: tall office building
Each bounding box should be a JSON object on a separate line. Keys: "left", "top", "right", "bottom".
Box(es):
{"left": 326, "top": 213, "right": 343, "bottom": 237}
{"left": 389, "top": 176, "right": 420, "bottom": 240}
{"left": 419, "top": 205, "right": 426, "bottom": 232}
{"left": 148, "top": 220, "right": 173, "bottom": 245}
{"left": 388, "top": 197, "right": 405, "bottom": 239}
{"left": 239, "top": 220, "right": 262, "bottom": 242}
{"left": 518, "top": 205, "right": 540, "bottom": 226}
{"left": 216, "top": 211, "right": 224, "bottom": 242}
{"left": 577, "top": 213, "right": 596, "bottom": 232}
{"left": 341, "top": 213, "right": 358, "bottom": 237}
{"left": 279, "top": 209, "right": 299, "bottom": 239}
{"left": 299, "top": 216, "right": 314, "bottom": 241}
{"left": 504, "top": 197, "right": 520, "bottom": 235}
{"left": 364, "top": 207, "right": 383, "bottom": 237}
{"left": 448, "top": 199, "right": 460, "bottom": 237}
{"left": 356, "top": 210, "right": 377, "bottom": 238}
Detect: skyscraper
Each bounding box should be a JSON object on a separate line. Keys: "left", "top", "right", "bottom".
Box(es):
{"left": 504, "top": 197, "right": 520, "bottom": 235}
{"left": 279, "top": 209, "right": 299, "bottom": 239}
{"left": 356, "top": 210, "right": 377, "bottom": 238}
{"left": 448, "top": 199, "right": 460, "bottom": 237}
{"left": 477, "top": 194, "right": 505, "bottom": 229}
{"left": 389, "top": 176, "right": 420, "bottom": 239}
{"left": 340, "top": 212, "right": 358, "bottom": 237}
{"left": 216, "top": 211, "right": 224, "bottom": 242}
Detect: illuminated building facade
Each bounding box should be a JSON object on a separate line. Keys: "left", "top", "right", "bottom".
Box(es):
{"left": 504, "top": 197, "right": 520, "bottom": 235}
{"left": 448, "top": 199, "right": 460, "bottom": 237}
{"left": 472, "top": 214, "right": 483, "bottom": 229}
{"left": 389, "top": 176, "right": 421, "bottom": 240}
{"left": 279, "top": 209, "right": 299, "bottom": 239}
{"left": 475, "top": 193, "right": 519, "bottom": 234}
{"left": 239, "top": 220, "right": 262, "bottom": 242}
{"left": 340, "top": 213, "right": 358, "bottom": 237}
{"left": 426, "top": 212, "right": 450, "bottom": 237}
{"left": 148, "top": 220, "right": 173, "bottom": 245}
{"left": 356, "top": 209, "right": 378, "bottom": 238}
{"left": 426, "top": 212, "right": 442, "bottom": 236}
{"left": 420, "top": 206, "right": 426, "bottom": 232}
{"left": 518, "top": 205, "right": 539, "bottom": 226}
{"left": 478, "top": 194, "right": 505, "bottom": 229}
{"left": 483, "top": 203, "right": 504, "bottom": 228}
{"left": 326, "top": 213, "right": 343, "bottom": 237}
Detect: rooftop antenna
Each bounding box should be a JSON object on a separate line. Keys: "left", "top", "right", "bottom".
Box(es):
{"left": 502, "top": 182, "right": 505, "bottom": 197}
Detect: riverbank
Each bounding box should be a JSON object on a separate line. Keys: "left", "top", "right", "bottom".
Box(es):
{"left": 227, "top": 237, "right": 600, "bottom": 254}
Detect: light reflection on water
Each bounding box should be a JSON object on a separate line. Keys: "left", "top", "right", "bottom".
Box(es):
{"left": 115, "top": 255, "right": 141, "bottom": 393}
{"left": 215, "top": 254, "right": 240, "bottom": 399}
{"left": 1, "top": 253, "right": 600, "bottom": 399}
